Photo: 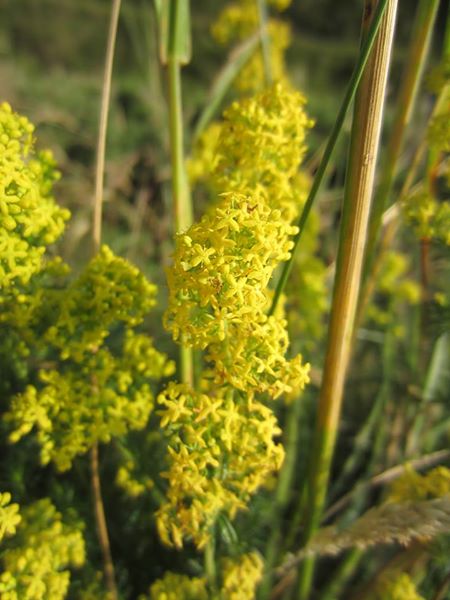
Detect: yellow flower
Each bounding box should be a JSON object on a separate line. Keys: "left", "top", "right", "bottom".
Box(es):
{"left": 146, "top": 572, "right": 208, "bottom": 600}
{"left": 0, "top": 493, "right": 21, "bottom": 542}
{"left": 44, "top": 245, "right": 158, "bottom": 362}
{"left": 220, "top": 552, "right": 264, "bottom": 600}
{"left": 5, "top": 329, "right": 173, "bottom": 471}
{"left": 370, "top": 572, "right": 425, "bottom": 600}
{"left": 402, "top": 186, "right": 450, "bottom": 245}
{"left": 165, "top": 190, "right": 299, "bottom": 351}
{"left": 0, "top": 103, "right": 69, "bottom": 288}
{"left": 386, "top": 466, "right": 450, "bottom": 503}
{"left": 0, "top": 499, "right": 85, "bottom": 600}
{"left": 211, "top": 0, "right": 293, "bottom": 92}
{"left": 156, "top": 383, "right": 284, "bottom": 548}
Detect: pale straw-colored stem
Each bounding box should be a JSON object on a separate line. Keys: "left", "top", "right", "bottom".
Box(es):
{"left": 297, "top": 2, "right": 398, "bottom": 597}
{"left": 91, "top": 444, "right": 118, "bottom": 600}
{"left": 93, "top": 0, "right": 122, "bottom": 254}
{"left": 91, "top": 1, "right": 121, "bottom": 596}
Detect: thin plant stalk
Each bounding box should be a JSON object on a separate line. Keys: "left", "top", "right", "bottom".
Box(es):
{"left": 193, "top": 33, "right": 260, "bottom": 140}
{"left": 324, "top": 448, "right": 450, "bottom": 524}
{"left": 321, "top": 548, "right": 363, "bottom": 600}
{"left": 432, "top": 571, "right": 450, "bottom": 600}
{"left": 296, "top": 2, "right": 398, "bottom": 598}
{"left": 329, "top": 324, "right": 395, "bottom": 502}
{"left": 271, "top": 452, "right": 448, "bottom": 597}
{"left": 90, "top": 1, "right": 122, "bottom": 597}
{"left": 167, "top": 0, "right": 194, "bottom": 387}
{"left": 259, "top": 397, "right": 303, "bottom": 598}
{"left": 204, "top": 536, "right": 217, "bottom": 591}
{"left": 269, "top": 0, "right": 390, "bottom": 317}
{"left": 322, "top": 334, "right": 394, "bottom": 600}
{"left": 91, "top": 444, "right": 118, "bottom": 600}
{"left": 93, "top": 0, "right": 122, "bottom": 254}
{"left": 348, "top": 544, "right": 426, "bottom": 600}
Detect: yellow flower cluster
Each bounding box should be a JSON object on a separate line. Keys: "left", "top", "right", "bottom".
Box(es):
{"left": 0, "top": 493, "right": 21, "bottom": 543}
{"left": 220, "top": 552, "right": 263, "bottom": 599}
{"left": 0, "top": 103, "right": 69, "bottom": 288}
{"left": 161, "top": 84, "right": 312, "bottom": 548}
{"left": 387, "top": 466, "right": 450, "bottom": 504}
{"left": 187, "top": 123, "right": 222, "bottom": 187}
{"left": 0, "top": 499, "right": 85, "bottom": 600}
{"left": 115, "top": 457, "right": 154, "bottom": 498}
{"left": 45, "top": 245, "right": 158, "bottom": 361}
{"left": 143, "top": 552, "right": 263, "bottom": 600}
{"left": 370, "top": 572, "right": 425, "bottom": 600}
{"left": 156, "top": 383, "right": 284, "bottom": 548}
{"left": 189, "top": 84, "right": 312, "bottom": 222}
{"left": 168, "top": 84, "right": 311, "bottom": 399}
{"left": 166, "top": 191, "right": 297, "bottom": 348}
{"left": 402, "top": 86, "right": 449, "bottom": 244}
{"left": 402, "top": 187, "right": 450, "bottom": 245}
{"left": 208, "top": 312, "right": 310, "bottom": 398}
{"left": 188, "top": 87, "right": 326, "bottom": 358}
{"left": 5, "top": 331, "right": 174, "bottom": 471}
{"left": 366, "top": 251, "right": 420, "bottom": 334}
{"left": 1, "top": 107, "right": 173, "bottom": 484}
{"left": 286, "top": 200, "right": 328, "bottom": 354}
{"left": 146, "top": 572, "right": 208, "bottom": 600}
{"left": 211, "top": 0, "right": 292, "bottom": 92}
{"left": 0, "top": 257, "right": 70, "bottom": 342}
{"left": 215, "top": 85, "right": 312, "bottom": 218}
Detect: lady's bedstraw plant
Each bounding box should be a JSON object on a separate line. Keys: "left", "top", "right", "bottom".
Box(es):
{"left": 0, "top": 499, "right": 85, "bottom": 600}
{"left": 143, "top": 551, "right": 263, "bottom": 600}
{"left": 1, "top": 103, "right": 174, "bottom": 471}
{"left": 0, "top": 102, "right": 173, "bottom": 594}
{"left": 3, "top": 1, "right": 449, "bottom": 598}
{"left": 157, "top": 83, "right": 311, "bottom": 551}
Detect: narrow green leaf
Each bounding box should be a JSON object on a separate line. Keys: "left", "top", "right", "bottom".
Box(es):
{"left": 193, "top": 33, "right": 260, "bottom": 140}
{"left": 423, "top": 332, "right": 450, "bottom": 402}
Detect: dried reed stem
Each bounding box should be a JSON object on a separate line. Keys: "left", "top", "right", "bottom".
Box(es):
{"left": 93, "top": 0, "right": 122, "bottom": 254}
{"left": 91, "top": 444, "right": 118, "bottom": 600}
{"left": 91, "top": 1, "right": 122, "bottom": 596}
{"left": 297, "top": 2, "right": 398, "bottom": 597}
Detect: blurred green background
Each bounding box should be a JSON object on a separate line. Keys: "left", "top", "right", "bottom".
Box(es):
{"left": 1, "top": 0, "right": 447, "bottom": 276}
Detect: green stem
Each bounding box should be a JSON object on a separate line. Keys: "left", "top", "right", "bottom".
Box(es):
{"left": 330, "top": 326, "right": 395, "bottom": 502}
{"left": 296, "top": 2, "right": 398, "bottom": 597}
{"left": 205, "top": 536, "right": 217, "bottom": 592}
{"left": 321, "top": 549, "right": 363, "bottom": 600}
{"left": 91, "top": 444, "right": 118, "bottom": 600}
{"left": 259, "top": 398, "right": 303, "bottom": 599}
{"left": 269, "top": 0, "right": 390, "bottom": 317}
{"left": 193, "top": 33, "right": 260, "bottom": 141}
{"left": 167, "top": 0, "right": 194, "bottom": 387}
{"left": 431, "top": 571, "right": 450, "bottom": 600}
